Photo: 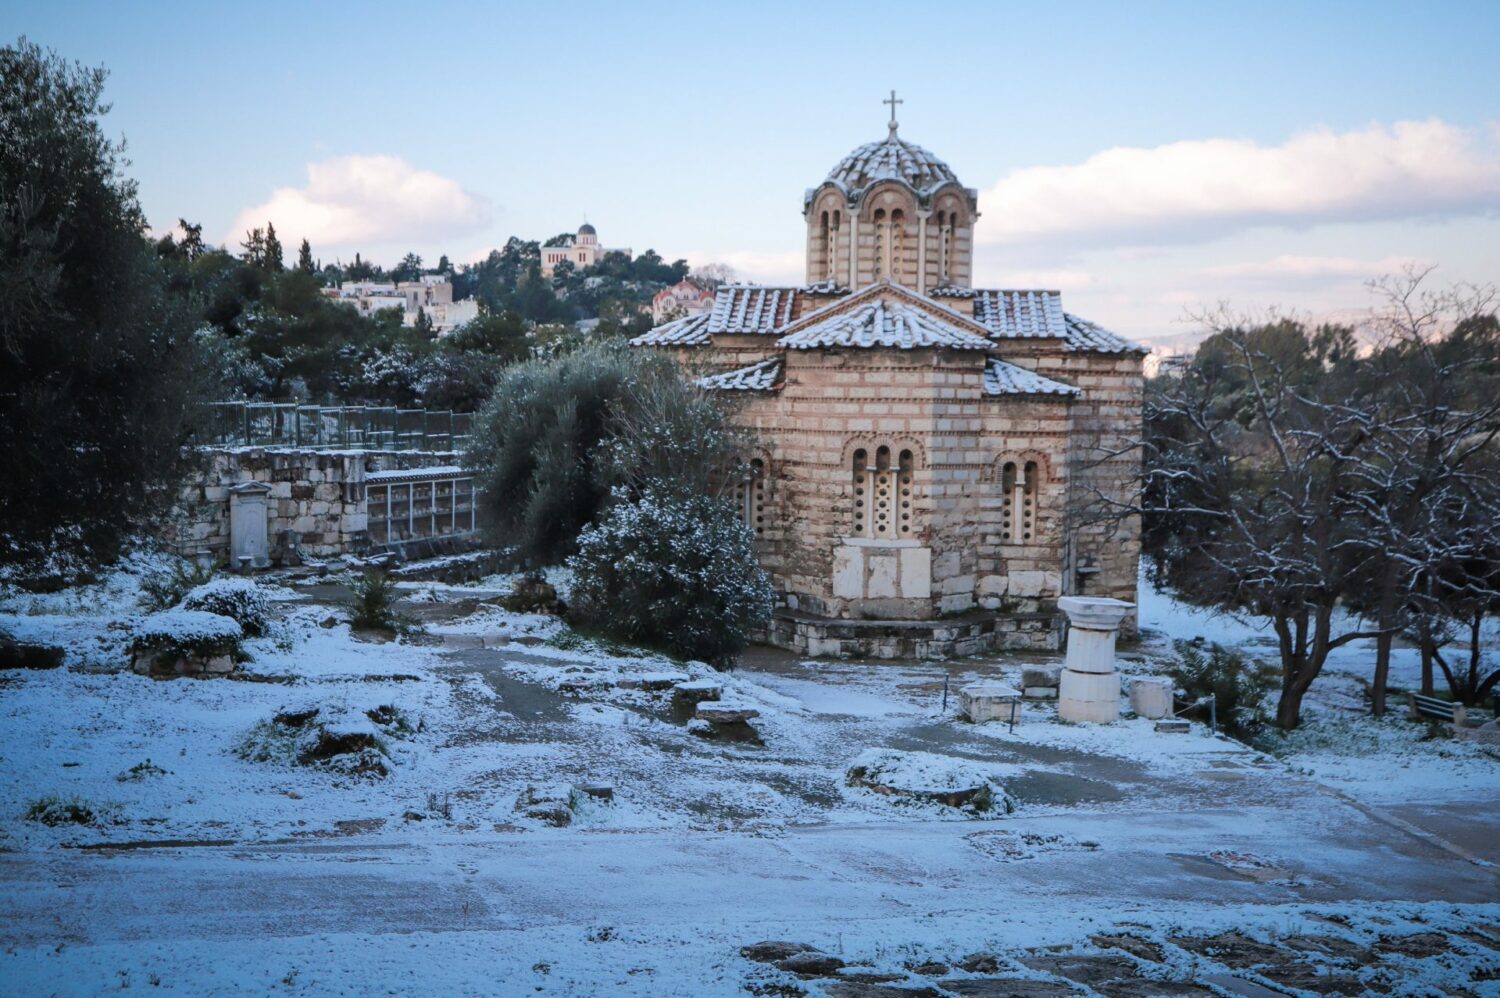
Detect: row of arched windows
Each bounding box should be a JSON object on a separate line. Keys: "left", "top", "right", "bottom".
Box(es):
{"left": 811, "top": 203, "right": 967, "bottom": 285}
{"left": 736, "top": 451, "right": 1045, "bottom": 547}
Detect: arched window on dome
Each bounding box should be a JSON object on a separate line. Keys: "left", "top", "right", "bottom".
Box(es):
{"left": 890, "top": 209, "right": 905, "bottom": 284}
{"left": 938, "top": 210, "right": 954, "bottom": 284}
{"left": 872, "top": 208, "right": 887, "bottom": 281}
{"left": 818, "top": 210, "right": 831, "bottom": 281}
{"left": 829, "top": 210, "right": 841, "bottom": 283}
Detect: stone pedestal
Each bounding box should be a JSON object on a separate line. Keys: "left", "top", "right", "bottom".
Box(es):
{"left": 1130, "top": 677, "right": 1174, "bottom": 719}
{"left": 959, "top": 683, "right": 1022, "bottom": 724}
{"left": 1056, "top": 596, "right": 1134, "bottom": 724}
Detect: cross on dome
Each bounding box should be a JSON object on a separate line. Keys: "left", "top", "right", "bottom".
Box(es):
{"left": 883, "top": 89, "right": 903, "bottom": 137}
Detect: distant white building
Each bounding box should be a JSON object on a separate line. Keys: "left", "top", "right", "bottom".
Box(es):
{"left": 326, "top": 276, "right": 479, "bottom": 335}
{"left": 540, "top": 222, "right": 632, "bottom": 277}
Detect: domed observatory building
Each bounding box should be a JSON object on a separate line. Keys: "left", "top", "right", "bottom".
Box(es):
{"left": 633, "top": 100, "right": 1145, "bottom": 658}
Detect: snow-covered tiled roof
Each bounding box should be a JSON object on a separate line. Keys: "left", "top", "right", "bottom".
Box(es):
{"left": 629, "top": 312, "right": 711, "bottom": 347}
{"left": 695, "top": 356, "right": 784, "bottom": 392}
{"left": 708, "top": 286, "right": 799, "bottom": 335}
{"left": 820, "top": 134, "right": 962, "bottom": 201}
{"left": 963, "top": 290, "right": 1070, "bottom": 339}
{"left": 983, "top": 358, "right": 1080, "bottom": 397}
{"left": 1063, "top": 313, "right": 1148, "bottom": 354}
{"left": 777, "top": 298, "right": 994, "bottom": 351}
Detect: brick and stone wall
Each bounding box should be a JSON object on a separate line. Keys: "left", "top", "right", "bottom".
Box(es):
{"left": 164, "top": 448, "right": 466, "bottom": 566}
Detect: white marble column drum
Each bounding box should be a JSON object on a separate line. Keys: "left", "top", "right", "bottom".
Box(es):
{"left": 1056, "top": 596, "right": 1135, "bottom": 723}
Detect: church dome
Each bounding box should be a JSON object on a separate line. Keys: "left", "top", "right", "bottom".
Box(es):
{"left": 823, "top": 132, "right": 961, "bottom": 201}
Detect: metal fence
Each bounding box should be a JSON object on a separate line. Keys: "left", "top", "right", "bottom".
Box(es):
{"left": 202, "top": 402, "right": 473, "bottom": 452}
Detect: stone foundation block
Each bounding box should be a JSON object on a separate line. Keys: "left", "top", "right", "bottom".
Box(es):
{"left": 959, "top": 683, "right": 1022, "bottom": 724}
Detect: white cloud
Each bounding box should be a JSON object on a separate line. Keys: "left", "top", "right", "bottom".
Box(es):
{"left": 978, "top": 119, "right": 1500, "bottom": 248}
{"left": 229, "top": 155, "right": 493, "bottom": 252}
{"left": 1204, "top": 254, "right": 1430, "bottom": 284}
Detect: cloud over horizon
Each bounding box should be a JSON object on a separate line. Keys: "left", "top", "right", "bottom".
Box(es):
{"left": 977, "top": 119, "right": 1500, "bottom": 249}
{"left": 228, "top": 155, "right": 494, "bottom": 254}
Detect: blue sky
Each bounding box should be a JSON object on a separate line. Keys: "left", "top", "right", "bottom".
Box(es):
{"left": 9, "top": 0, "right": 1500, "bottom": 347}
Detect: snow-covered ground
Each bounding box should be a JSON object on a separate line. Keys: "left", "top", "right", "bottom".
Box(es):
{"left": 2, "top": 556, "right": 1497, "bottom": 995}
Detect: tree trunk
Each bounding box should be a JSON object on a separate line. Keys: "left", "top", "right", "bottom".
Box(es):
{"left": 1370, "top": 576, "right": 1401, "bottom": 716}
{"left": 1372, "top": 630, "right": 1393, "bottom": 716}
{"left": 1419, "top": 631, "right": 1436, "bottom": 696}
{"left": 1276, "top": 681, "right": 1307, "bottom": 729}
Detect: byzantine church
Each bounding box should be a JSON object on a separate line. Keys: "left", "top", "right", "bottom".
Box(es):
{"left": 632, "top": 100, "right": 1144, "bottom": 658}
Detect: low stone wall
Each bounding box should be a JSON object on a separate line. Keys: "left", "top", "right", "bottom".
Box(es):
{"left": 761, "top": 608, "right": 1060, "bottom": 660}
{"left": 164, "top": 448, "right": 469, "bottom": 567}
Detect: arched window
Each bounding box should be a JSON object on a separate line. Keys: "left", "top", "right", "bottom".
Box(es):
{"left": 740, "top": 458, "right": 767, "bottom": 536}
{"left": 820, "top": 211, "right": 831, "bottom": 280}
{"left": 872, "top": 208, "right": 887, "bottom": 281}
{"left": 890, "top": 209, "right": 905, "bottom": 284}
{"left": 939, "top": 210, "right": 955, "bottom": 283}
{"left": 851, "top": 445, "right": 916, "bottom": 538}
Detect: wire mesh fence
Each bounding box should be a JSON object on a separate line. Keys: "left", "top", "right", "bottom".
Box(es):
{"left": 201, "top": 402, "right": 473, "bottom": 453}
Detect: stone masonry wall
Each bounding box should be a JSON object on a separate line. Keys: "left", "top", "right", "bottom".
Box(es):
{"left": 164, "top": 448, "right": 462, "bottom": 566}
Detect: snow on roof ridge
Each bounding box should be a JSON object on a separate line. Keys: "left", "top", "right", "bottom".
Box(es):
{"left": 982, "top": 358, "right": 1081, "bottom": 397}
{"left": 777, "top": 295, "right": 993, "bottom": 352}
{"left": 696, "top": 356, "right": 783, "bottom": 392}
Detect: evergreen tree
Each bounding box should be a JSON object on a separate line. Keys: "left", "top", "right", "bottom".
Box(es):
{"left": 0, "top": 38, "right": 210, "bottom": 579}
{"left": 264, "top": 221, "right": 284, "bottom": 272}
{"left": 240, "top": 227, "right": 265, "bottom": 267}
{"left": 297, "top": 238, "right": 314, "bottom": 274}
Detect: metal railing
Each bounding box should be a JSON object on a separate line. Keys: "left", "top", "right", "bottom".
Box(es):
{"left": 201, "top": 402, "right": 473, "bottom": 453}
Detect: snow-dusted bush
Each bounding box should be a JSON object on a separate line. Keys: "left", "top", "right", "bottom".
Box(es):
{"left": 238, "top": 704, "right": 418, "bottom": 779}
{"left": 181, "top": 577, "right": 272, "bottom": 636}
{"left": 129, "top": 608, "right": 242, "bottom": 660}
{"left": 566, "top": 486, "right": 774, "bottom": 667}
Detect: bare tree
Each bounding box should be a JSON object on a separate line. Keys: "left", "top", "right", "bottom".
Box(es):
{"left": 1351, "top": 270, "right": 1500, "bottom": 714}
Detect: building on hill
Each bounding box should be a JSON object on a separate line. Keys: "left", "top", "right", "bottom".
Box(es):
{"left": 540, "top": 221, "right": 633, "bottom": 277}
{"left": 651, "top": 279, "right": 716, "bottom": 321}
{"left": 631, "top": 101, "right": 1145, "bottom": 659}
{"left": 325, "top": 277, "right": 478, "bottom": 335}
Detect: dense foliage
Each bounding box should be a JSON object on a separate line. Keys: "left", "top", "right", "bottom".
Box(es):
{"left": 567, "top": 486, "right": 774, "bottom": 666}
{"left": 0, "top": 39, "right": 212, "bottom": 580}
{"left": 1139, "top": 278, "right": 1500, "bottom": 726}
{"left": 465, "top": 341, "right": 747, "bottom": 565}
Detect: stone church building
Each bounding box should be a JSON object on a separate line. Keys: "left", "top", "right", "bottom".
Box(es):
{"left": 633, "top": 109, "right": 1144, "bottom": 658}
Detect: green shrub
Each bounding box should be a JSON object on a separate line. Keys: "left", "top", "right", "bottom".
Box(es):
{"left": 1165, "top": 640, "right": 1275, "bottom": 741}
{"left": 181, "top": 577, "right": 272, "bottom": 636}
{"left": 350, "top": 569, "right": 398, "bottom": 631}
{"left": 566, "top": 485, "right": 775, "bottom": 667}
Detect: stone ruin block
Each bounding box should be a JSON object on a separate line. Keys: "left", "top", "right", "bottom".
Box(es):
{"left": 959, "top": 682, "right": 1022, "bottom": 724}
{"left": 1130, "top": 676, "right": 1175, "bottom": 719}
{"left": 1021, "top": 665, "right": 1062, "bottom": 699}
